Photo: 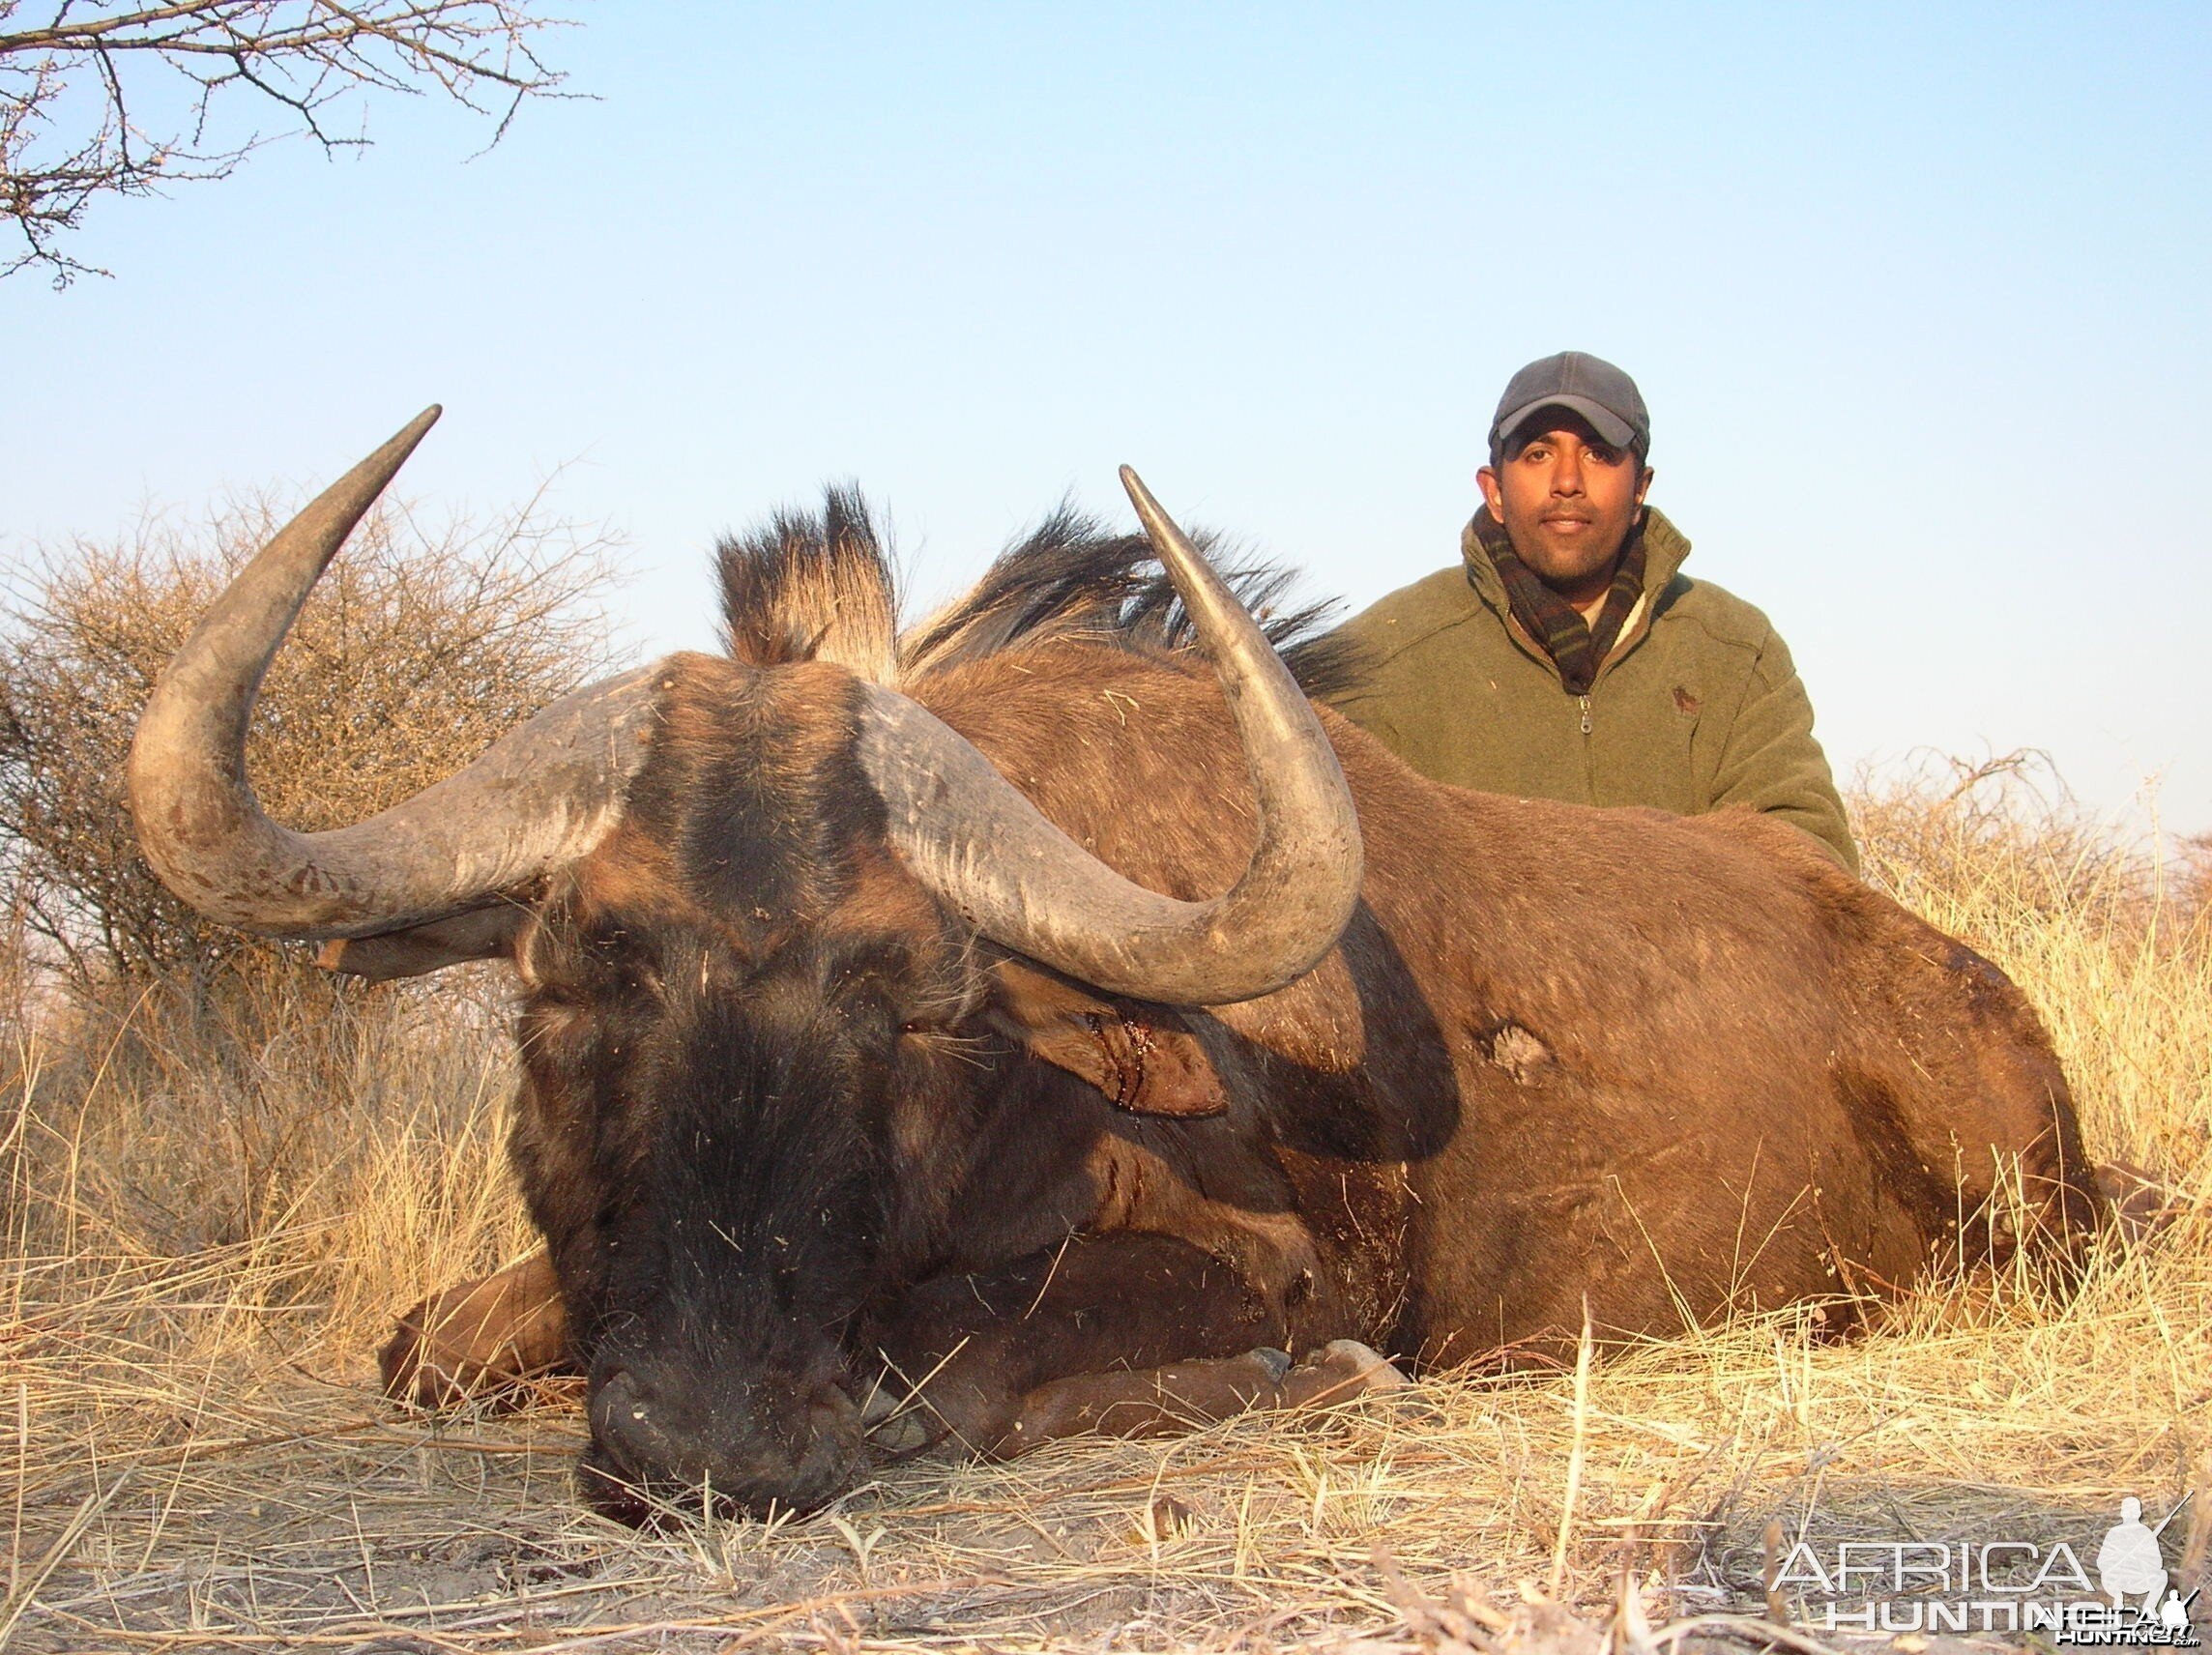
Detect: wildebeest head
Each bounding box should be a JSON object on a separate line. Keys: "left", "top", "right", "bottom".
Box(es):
{"left": 128, "top": 409, "right": 1364, "bottom": 1519}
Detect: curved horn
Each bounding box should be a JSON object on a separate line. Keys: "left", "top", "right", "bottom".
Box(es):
{"left": 857, "top": 467, "right": 1362, "bottom": 1005}
{"left": 129, "top": 409, "right": 659, "bottom": 939}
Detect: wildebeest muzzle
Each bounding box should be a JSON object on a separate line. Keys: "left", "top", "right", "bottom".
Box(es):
{"left": 581, "top": 1346, "right": 866, "bottom": 1523}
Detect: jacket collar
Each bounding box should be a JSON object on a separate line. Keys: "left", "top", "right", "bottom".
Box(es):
{"left": 1460, "top": 505, "right": 1692, "bottom": 608}
{"left": 1458, "top": 506, "right": 1694, "bottom": 682}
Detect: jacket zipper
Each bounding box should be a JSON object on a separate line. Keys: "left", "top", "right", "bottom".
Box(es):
{"left": 1495, "top": 600, "right": 1605, "bottom": 739}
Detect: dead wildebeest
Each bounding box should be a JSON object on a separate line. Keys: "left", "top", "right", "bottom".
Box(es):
{"left": 131, "top": 409, "right": 2102, "bottom": 1522}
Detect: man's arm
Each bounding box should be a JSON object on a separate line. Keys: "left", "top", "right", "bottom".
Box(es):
{"left": 1709, "top": 628, "right": 1860, "bottom": 874}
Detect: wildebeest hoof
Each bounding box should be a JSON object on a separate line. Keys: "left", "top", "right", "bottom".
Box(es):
{"left": 860, "top": 1400, "right": 938, "bottom": 1456}
{"left": 2095, "top": 1160, "right": 2188, "bottom": 1246}
{"left": 1250, "top": 1347, "right": 1294, "bottom": 1384}
{"left": 1279, "top": 1339, "right": 1411, "bottom": 1409}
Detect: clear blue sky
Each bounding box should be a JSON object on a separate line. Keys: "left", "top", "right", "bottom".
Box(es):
{"left": 8, "top": 4, "right": 2209, "bottom": 835}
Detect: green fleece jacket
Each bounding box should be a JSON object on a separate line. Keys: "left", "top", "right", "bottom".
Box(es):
{"left": 1325, "top": 508, "right": 1859, "bottom": 873}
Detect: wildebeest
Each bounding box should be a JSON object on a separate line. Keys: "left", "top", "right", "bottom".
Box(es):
{"left": 131, "top": 409, "right": 2100, "bottom": 1521}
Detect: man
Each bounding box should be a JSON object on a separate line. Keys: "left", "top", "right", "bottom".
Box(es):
{"left": 1327, "top": 351, "right": 1858, "bottom": 871}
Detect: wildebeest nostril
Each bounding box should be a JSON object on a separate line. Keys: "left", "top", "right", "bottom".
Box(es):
{"left": 590, "top": 1366, "right": 676, "bottom": 1469}
{"left": 594, "top": 1365, "right": 639, "bottom": 1414}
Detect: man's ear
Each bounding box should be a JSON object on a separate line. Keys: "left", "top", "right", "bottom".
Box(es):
{"left": 987, "top": 960, "right": 1229, "bottom": 1118}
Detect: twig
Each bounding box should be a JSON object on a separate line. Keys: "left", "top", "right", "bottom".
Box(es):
{"left": 1761, "top": 1517, "right": 1790, "bottom": 1625}
{"left": 1550, "top": 1300, "right": 1595, "bottom": 1598}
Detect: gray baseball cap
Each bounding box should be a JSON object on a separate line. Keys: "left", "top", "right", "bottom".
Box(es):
{"left": 1488, "top": 351, "right": 1650, "bottom": 460}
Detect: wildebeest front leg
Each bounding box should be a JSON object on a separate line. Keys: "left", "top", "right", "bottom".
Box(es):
{"left": 380, "top": 1248, "right": 573, "bottom": 1408}
{"left": 867, "top": 1232, "right": 1404, "bottom": 1458}
{"left": 988, "top": 1338, "right": 1408, "bottom": 1456}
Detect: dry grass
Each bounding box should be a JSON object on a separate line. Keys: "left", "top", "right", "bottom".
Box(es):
{"left": 2, "top": 777, "right": 2208, "bottom": 1654}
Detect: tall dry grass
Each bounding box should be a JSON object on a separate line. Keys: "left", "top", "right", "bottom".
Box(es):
{"left": 0, "top": 774, "right": 2205, "bottom": 1653}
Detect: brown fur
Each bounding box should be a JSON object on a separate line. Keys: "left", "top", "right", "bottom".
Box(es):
{"left": 906, "top": 640, "right": 2097, "bottom": 1360}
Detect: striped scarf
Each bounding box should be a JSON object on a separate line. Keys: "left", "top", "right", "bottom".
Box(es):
{"left": 1470, "top": 508, "right": 1647, "bottom": 696}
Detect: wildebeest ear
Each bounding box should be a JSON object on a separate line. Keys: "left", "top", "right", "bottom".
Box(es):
{"left": 987, "top": 961, "right": 1229, "bottom": 1118}
{"left": 315, "top": 904, "right": 525, "bottom": 982}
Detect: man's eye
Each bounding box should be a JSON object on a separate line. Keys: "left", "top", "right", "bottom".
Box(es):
{"left": 1586, "top": 447, "right": 1621, "bottom": 465}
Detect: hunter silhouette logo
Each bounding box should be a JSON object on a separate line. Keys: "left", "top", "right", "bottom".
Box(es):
{"left": 2094, "top": 1496, "right": 2200, "bottom": 1644}
{"left": 2101, "top": 1498, "right": 2173, "bottom": 1612}
{"left": 1771, "top": 1491, "right": 2198, "bottom": 1643}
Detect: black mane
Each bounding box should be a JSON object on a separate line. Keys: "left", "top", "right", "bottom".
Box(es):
{"left": 714, "top": 490, "right": 1365, "bottom": 700}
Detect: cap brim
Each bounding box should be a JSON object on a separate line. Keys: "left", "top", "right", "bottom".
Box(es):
{"left": 1491, "top": 395, "right": 1637, "bottom": 450}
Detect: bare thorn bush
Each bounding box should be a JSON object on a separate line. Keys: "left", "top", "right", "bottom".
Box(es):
{"left": 0, "top": 486, "right": 623, "bottom": 992}
{"left": 0, "top": 484, "right": 620, "bottom": 1267}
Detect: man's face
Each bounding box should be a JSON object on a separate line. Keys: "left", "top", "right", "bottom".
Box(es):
{"left": 1477, "top": 412, "right": 1653, "bottom": 605}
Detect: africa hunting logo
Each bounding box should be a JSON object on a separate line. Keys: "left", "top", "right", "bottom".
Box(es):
{"left": 1770, "top": 1494, "right": 2199, "bottom": 1643}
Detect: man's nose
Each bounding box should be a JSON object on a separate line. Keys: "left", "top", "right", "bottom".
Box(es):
{"left": 1551, "top": 445, "right": 1585, "bottom": 495}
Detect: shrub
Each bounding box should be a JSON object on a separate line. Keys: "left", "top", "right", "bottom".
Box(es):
{"left": 0, "top": 488, "right": 623, "bottom": 992}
